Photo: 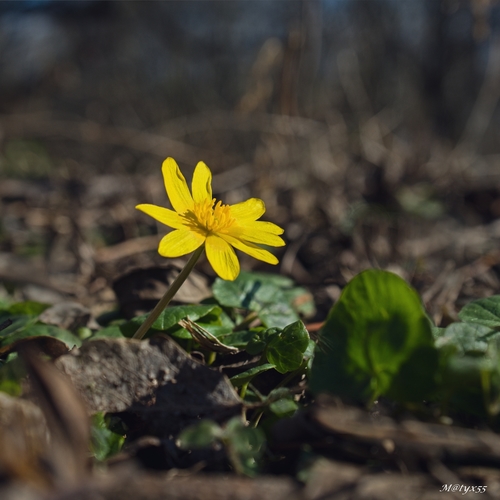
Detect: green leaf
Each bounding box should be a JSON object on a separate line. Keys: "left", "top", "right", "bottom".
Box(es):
{"left": 259, "top": 302, "right": 299, "bottom": 330}
{"left": 1, "top": 322, "right": 81, "bottom": 348}
{"left": 178, "top": 418, "right": 265, "bottom": 477}
{"left": 439, "top": 340, "right": 500, "bottom": 418}
{"left": 178, "top": 420, "right": 223, "bottom": 449}
{"left": 224, "top": 417, "right": 265, "bottom": 476}
{"left": 212, "top": 272, "right": 300, "bottom": 328}
{"left": 22, "top": 324, "right": 81, "bottom": 348}
{"left": 236, "top": 272, "right": 294, "bottom": 288}
{"left": 0, "top": 314, "right": 36, "bottom": 341}
{"left": 0, "top": 356, "right": 24, "bottom": 397}
{"left": 303, "top": 339, "right": 315, "bottom": 360}
{"left": 246, "top": 327, "right": 279, "bottom": 355}
{"left": 440, "top": 355, "right": 493, "bottom": 417}
{"left": 170, "top": 323, "right": 232, "bottom": 340}
{"left": 230, "top": 363, "right": 275, "bottom": 387}
{"left": 91, "top": 326, "right": 125, "bottom": 339}
{"left": 152, "top": 304, "right": 222, "bottom": 330}
{"left": 90, "top": 412, "right": 125, "bottom": 461}
{"left": 434, "top": 322, "right": 497, "bottom": 354}
{"left": 8, "top": 301, "right": 50, "bottom": 316}
{"left": 431, "top": 326, "right": 444, "bottom": 338}
{"left": 459, "top": 296, "right": 500, "bottom": 329}
{"left": 266, "top": 321, "right": 309, "bottom": 374}
{"left": 386, "top": 345, "right": 440, "bottom": 402}
{"left": 266, "top": 387, "right": 293, "bottom": 402}
{"left": 120, "top": 304, "right": 221, "bottom": 338}
{"left": 0, "top": 379, "right": 22, "bottom": 397}
{"left": 77, "top": 327, "right": 93, "bottom": 340}
{"left": 245, "top": 337, "right": 267, "bottom": 355}
{"left": 217, "top": 330, "right": 256, "bottom": 349}
{"left": 0, "top": 301, "right": 76, "bottom": 349}
{"left": 269, "top": 398, "right": 298, "bottom": 417}
{"left": 310, "top": 269, "right": 437, "bottom": 403}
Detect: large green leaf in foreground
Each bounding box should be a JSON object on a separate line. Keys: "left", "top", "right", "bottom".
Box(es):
{"left": 310, "top": 269, "right": 437, "bottom": 403}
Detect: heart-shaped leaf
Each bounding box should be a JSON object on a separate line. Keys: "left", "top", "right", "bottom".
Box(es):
{"left": 266, "top": 321, "right": 309, "bottom": 374}
{"left": 310, "top": 270, "right": 437, "bottom": 403}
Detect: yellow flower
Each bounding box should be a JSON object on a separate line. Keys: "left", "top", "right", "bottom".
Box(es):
{"left": 136, "top": 157, "right": 285, "bottom": 281}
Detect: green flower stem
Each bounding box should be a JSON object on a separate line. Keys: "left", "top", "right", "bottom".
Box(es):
{"left": 132, "top": 246, "right": 205, "bottom": 340}
{"left": 250, "top": 409, "right": 264, "bottom": 428}
{"left": 206, "top": 350, "right": 216, "bottom": 366}
{"left": 274, "top": 360, "right": 308, "bottom": 390}
{"left": 239, "top": 381, "right": 250, "bottom": 399}
{"left": 234, "top": 311, "right": 259, "bottom": 331}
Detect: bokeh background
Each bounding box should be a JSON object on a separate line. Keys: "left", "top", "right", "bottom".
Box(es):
{"left": 1, "top": 0, "right": 500, "bottom": 323}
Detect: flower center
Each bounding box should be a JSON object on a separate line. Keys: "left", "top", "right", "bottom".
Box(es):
{"left": 181, "top": 198, "right": 235, "bottom": 234}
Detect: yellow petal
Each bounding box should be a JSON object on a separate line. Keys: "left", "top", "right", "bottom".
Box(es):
{"left": 243, "top": 220, "right": 284, "bottom": 235}
{"left": 136, "top": 204, "right": 185, "bottom": 229}
{"left": 162, "top": 157, "right": 194, "bottom": 214}
{"left": 219, "top": 233, "right": 279, "bottom": 265}
{"left": 205, "top": 234, "right": 240, "bottom": 281}
{"left": 192, "top": 161, "right": 213, "bottom": 204}
{"left": 227, "top": 223, "right": 285, "bottom": 247}
{"left": 158, "top": 229, "right": 205, "bottom": 258}
{"left": 229, "top": 198, "right": 265, "bottom": 222}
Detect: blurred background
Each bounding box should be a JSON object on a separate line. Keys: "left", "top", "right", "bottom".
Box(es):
{"left": 1, "top": 0, "right": 500, "bottom": 324}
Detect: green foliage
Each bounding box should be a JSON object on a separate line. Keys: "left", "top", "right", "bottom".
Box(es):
{"left": 230, "top": 364, "right": 275, "bottom": 387}
{"left": 0, "top": 270, "right": 316, "bottom": 477}
{"left": 269, "top": 397, "right": 298, "bottom": 418}
{"left": 229, "top": 321, "right": 309, "bottom": 388}
{"left": 7, "top": 301, "right": 50, "bottom": 316}
{"left": 0, "top": 356, "right": 24, "bottom": 397}
{"left": 90, "top": 325, "right": 125, "bottom": 339}
{"left": 5, "top": 323, "right": 81, "bottom": 348}
{"left": 120, "top": 304, "right": 224, "bottom": 339}
{"left": 178, "top": 417, "right": 265, "bottom": 476}
{"left": 176, "top": 419, "right": 222, "bottom": 448}
{"left": 458, "top": 296, "right": 500, "bottom": 328}
{"left": 433, "top": 295, "right": 500, "bottom": 418}
{"left": 310, "top": 270, "right": 437, "bottom": 403}
{"left": 266, "top": 321, "right": 309, "bottom": 374}
{"left": 224, "top": 418, "right": 265, "bottom": 476}
{"left": 212, "top": 271, "right": 314, "bottom": 328}
{"left": 437, "top": 349, "right": 500, "bottom": 419}
{"left": 215, "top": 330, "right": 255, "bottom": 348}
{"left": 0, "top": 303, "right": 80, "bottom": 349}
{"left": 0, "top": 313, "right": 35, "bottom": 340}
{"left": 434, "top": 322, "right": 495, "bottom": 354}
{"left": 245, "top": 327, "right": 279, "bottom": 355}
{"left": 90, "top": 412, "right": 125, "bottom": 461}
{"left": 15, "top": 268, "right": 500, "bottom": 476}
{"left": 0, "top": 379, "right": 22, "bottom": 397}
{"left": 305, "top": 285, "right": 500, "bottom": 421}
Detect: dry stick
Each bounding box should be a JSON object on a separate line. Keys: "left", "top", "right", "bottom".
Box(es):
{"left": 132, "top": 246, "right": 204, "bottom": 340}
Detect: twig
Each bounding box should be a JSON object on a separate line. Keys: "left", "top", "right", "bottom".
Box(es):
{"left": 94, "top": 235, "right": 160, "bottom": 263}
